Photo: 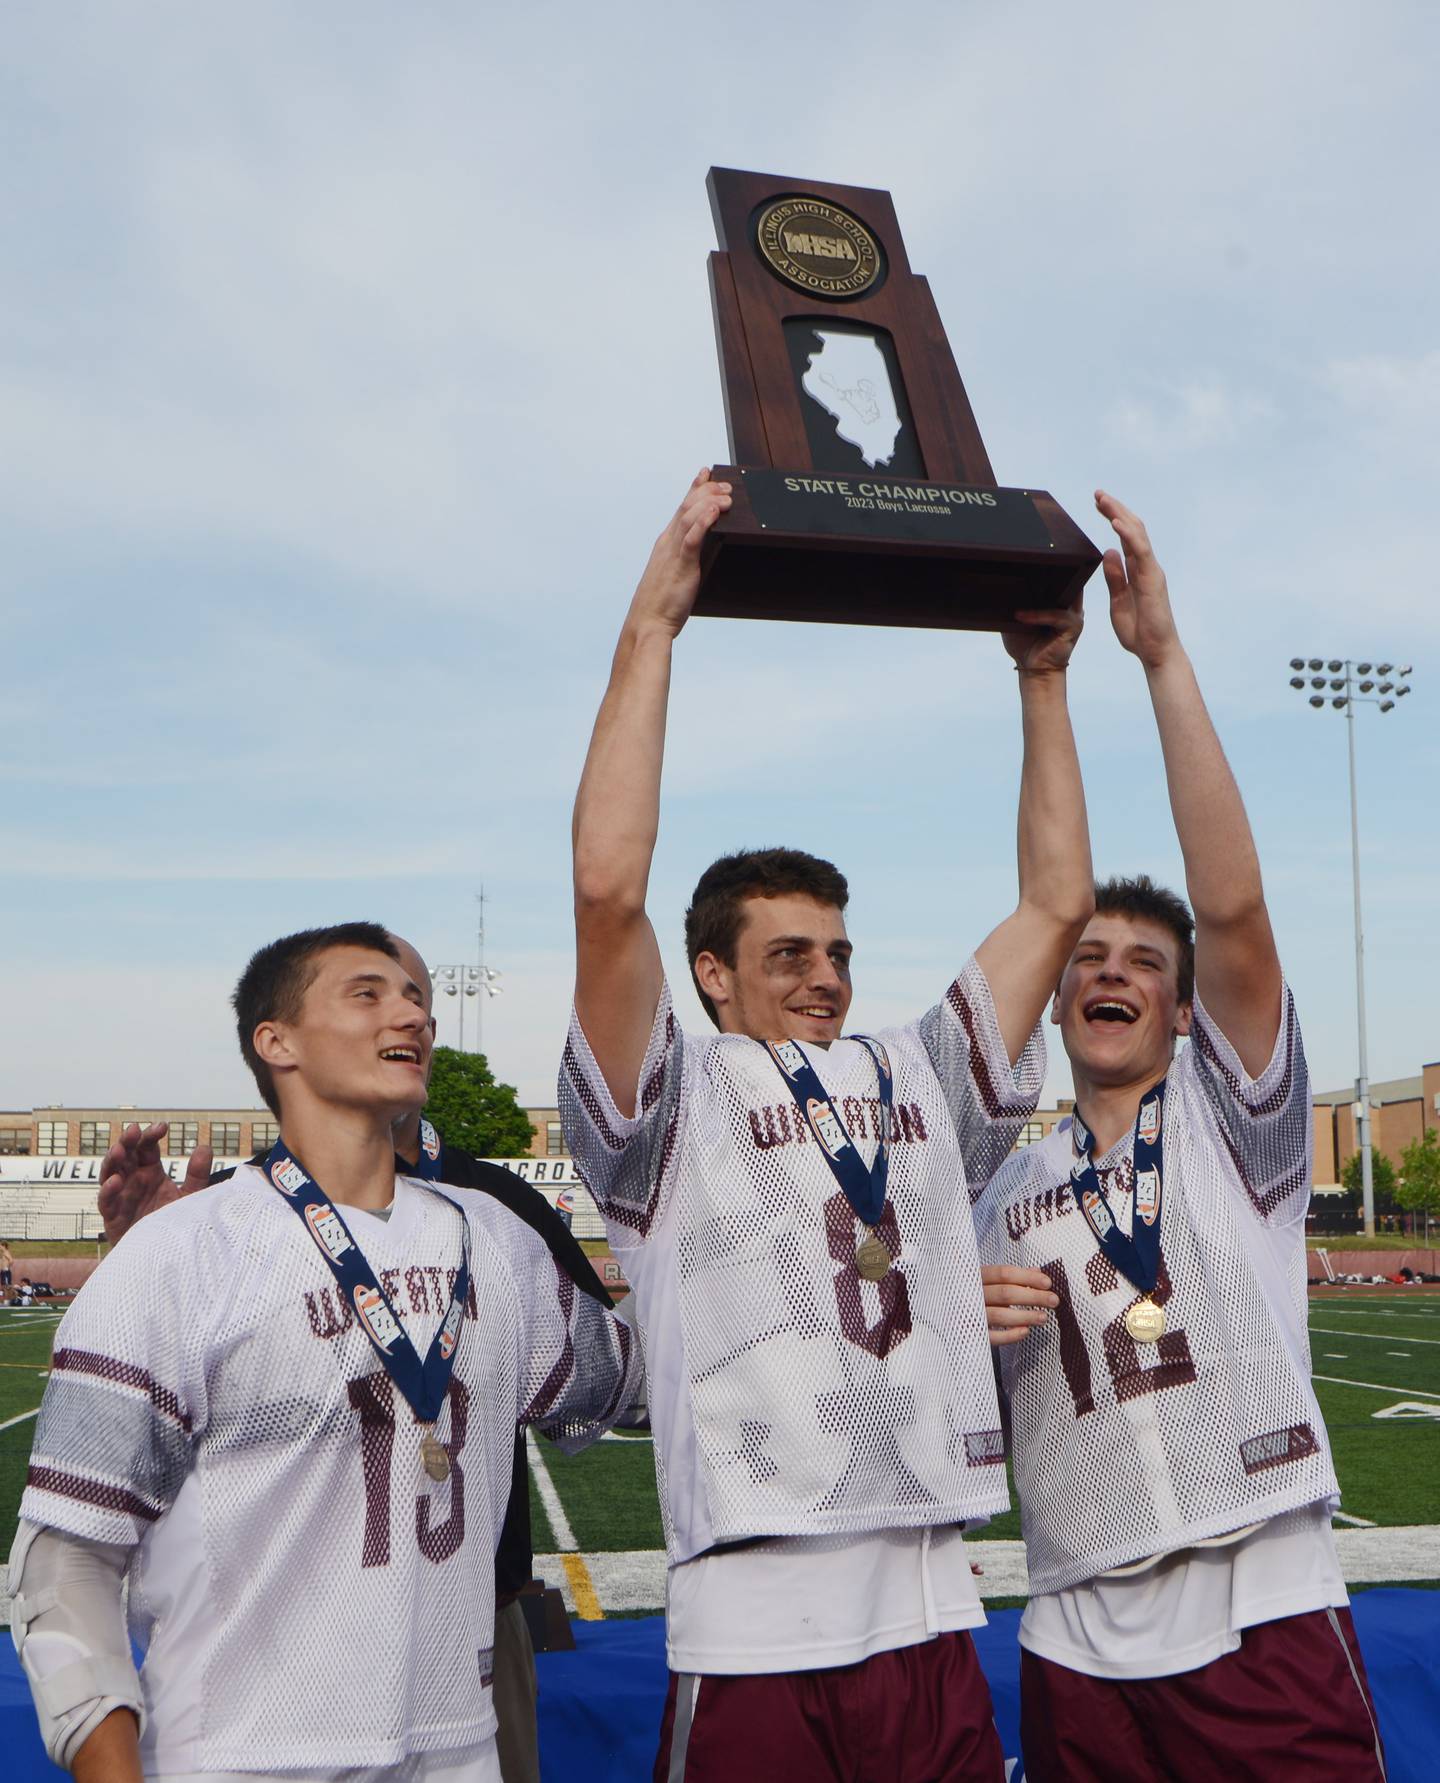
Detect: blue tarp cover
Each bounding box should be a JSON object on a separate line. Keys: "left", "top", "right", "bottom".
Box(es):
{"left": 2, "top": 1591, "right": 1434, "bottom": 1779}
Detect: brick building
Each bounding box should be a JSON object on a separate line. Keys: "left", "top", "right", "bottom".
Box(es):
{"left": 5, "top": 1067, "right": 1432, "bottom": 1191}
{"left": 1312, "top": 1062, "right": 1440, "bottom": 1186}
{"left": 0, "top": 1104, "right": 569, "bottom": 1163}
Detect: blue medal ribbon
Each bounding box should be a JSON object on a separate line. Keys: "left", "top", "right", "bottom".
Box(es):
{"left": 765, "top": 1036, "right": 894, "bottom": 1226}
{"left": 1068, "top": 1078, "right": 1167, "bottom": 1295}
{"left": 410, "top": 1116, "right": 444, "bottom": 1181}
{"left": 264, "top": 1136, "right": 468, "bottom": 1423}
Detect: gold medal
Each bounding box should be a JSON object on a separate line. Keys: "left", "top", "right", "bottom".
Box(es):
{"left": 855, "top": 1235, "right": 891, "bottom": 1282}
{"left": 1124, "top": 1298, "right": 1166, "bottom": 1344}
{"left": 421, "top": 1434, "right": 450, "bottom": 1481}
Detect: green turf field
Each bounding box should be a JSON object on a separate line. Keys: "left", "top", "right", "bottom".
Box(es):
{"left": 5, "top": 1290, "right": 1438, "bottom": 1590}
{"left": 523, "top": 1289, "right": 1440, "bottom": 1557}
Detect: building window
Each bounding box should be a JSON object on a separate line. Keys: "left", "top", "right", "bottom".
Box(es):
{"left": 167, "top": 1121, "right": 200, "bottom": 1157}
{"left": 0, "top": 1128, "right": 31, "bottom": 1154}
{"left": 1014, "top": 1120, "right": 1045, "bottom": 1150}
{"left": 211, "top": 1123, "right": 242, "bottom": 1156}
{"left": 251, "top": 1120, "right": 280, "bottom": 1154}
{"left": 37, "top": 1121, "right": 68, "bottom": 1155}
{"left": 546, "top": 1122, "right": 566, "bottom": 1157}
{"left": 78, "top": 1121, "right": 111, "bottom": 1156}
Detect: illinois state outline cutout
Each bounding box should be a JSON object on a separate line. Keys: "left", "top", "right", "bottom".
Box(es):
{"left": 800, "top": 330, "right": 903, "bottom": 468}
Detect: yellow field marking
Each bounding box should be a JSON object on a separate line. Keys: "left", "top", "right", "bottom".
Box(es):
{"left": 561, "top": 1551, "right": 604, "bottom": 1621}
{"left": 0, "top": 1361, "right": 50, "bottom": 1371}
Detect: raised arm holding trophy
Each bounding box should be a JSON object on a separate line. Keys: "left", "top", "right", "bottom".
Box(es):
{"left": 557, "top": 167, "right": 1097, "bottom": 1781}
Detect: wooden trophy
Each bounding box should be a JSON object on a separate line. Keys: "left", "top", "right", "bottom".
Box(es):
{"left": 697, "top": 167, "right": 1101, "bottom": 630}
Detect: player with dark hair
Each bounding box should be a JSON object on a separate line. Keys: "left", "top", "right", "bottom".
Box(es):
{"left": 559, "top": 470, "right": 1091, "bottom": 1780}
{"left": 976, "top": 494, "right": 1386, "bottom": 1780}
{"left": 9, "top": 921, "right": 639, "bottom": 1782}
{"left": 683, "top": 847, "right": 851, "bottom": 1026}
{"left": 93, "top": 928, "right": 610, "bottom": 1783}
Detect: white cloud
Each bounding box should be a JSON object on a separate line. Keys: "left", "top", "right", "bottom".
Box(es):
{"left": 1320, "top": 350, "right": 1440, "bottom": 427}
{"left": 0, "top": 0, "right": 1434, "bottom": 1110}
{"left": 1106, "top": 378, "right": 1276, "bottom": 455}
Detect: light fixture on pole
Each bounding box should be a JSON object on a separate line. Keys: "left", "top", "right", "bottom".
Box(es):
{"left": 473, "top": 887, "right": 503, "bottom": 1057}
{"left": 1286, "top": 658, "right": 1415, "bottom": 1236}
{"left": 428, "top": 964, "right": 485, "bottom": 1053}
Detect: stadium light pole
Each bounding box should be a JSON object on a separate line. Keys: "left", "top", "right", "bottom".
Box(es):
{"left": 1287, "top": 657, "right": 1415, "bottom": 1237}
{"left": 473, "top": 886, "right": 503, "bottom": 1056}
{"left": 428, "top": 964, "right": 484, "bottom": 1052}
{"left": 428, "top": 892, "right": 503, "bottom": 1055}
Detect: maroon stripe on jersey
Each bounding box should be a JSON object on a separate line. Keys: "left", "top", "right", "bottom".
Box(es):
{"left": 639, "top": 1010, "right": 675, "bottom": 1112}
{"left": 50, "top": 1348, "right": 192, "bottom": 1431}
{"left": 1192, "top": 993, "right": 1298, "bottom": 1120}
{"left": 591, "top": 1099, "right": 679, "bottom": 1242}
{"left": 947, "top": 979, "right": 1014, "bottom": 1123}
{"left": 1212, "top": 1117, "right": 1309, "bottom": 1219}
{"left": 523, "top": 1267, "right": 577, "bottom": 1422}
{"left": 26, "top": 1464, "right": 162, "bottom": 1523}
{"left": 593, "top": 1318, "right": 634, "bottom": 1428}
{"left": 562, "top": 1040, "right": 630, "bottom": 1151}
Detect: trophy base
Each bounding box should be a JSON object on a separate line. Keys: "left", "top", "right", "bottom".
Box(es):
{"left": 696, "top": 466, "right": 1101, "bottom": 631}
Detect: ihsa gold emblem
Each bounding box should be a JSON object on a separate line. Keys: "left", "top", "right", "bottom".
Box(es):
{"left": 756, "top": 197, "right": 881, "bottom": 298}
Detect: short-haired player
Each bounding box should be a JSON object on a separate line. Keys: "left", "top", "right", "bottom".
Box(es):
{"left": 9, "top": 921, "right": 639, "bottom": 1782}
{"left": 91, "top": 928, "right": 614, "bottom": 1783}
{"left": 976, "top": 495, "right": 1386, "bottom": 1780}
{"left": 560, "top": 471, "right": 1090, "bottom": 1781}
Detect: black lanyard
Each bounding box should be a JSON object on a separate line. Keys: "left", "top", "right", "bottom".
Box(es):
{"left": 765, "top": 1036, "right": 894, "bottom": 1226}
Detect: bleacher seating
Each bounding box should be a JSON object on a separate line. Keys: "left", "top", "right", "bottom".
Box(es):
{"left": 0, "top": 1174, "right": 603, "bottom": 1243}
{"left": 0, "top": 1185, "right": 106, "bottom": 1241}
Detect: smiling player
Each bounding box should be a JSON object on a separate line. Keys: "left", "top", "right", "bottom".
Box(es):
{"left": 558, "top": 471, "right": 1091, "bottom": 1781}
{"left": 976, "top": 494, "right": 1386, "bottom": 1780}
{"left": 9, "top": 921, "right": 639, "bottom": 1782}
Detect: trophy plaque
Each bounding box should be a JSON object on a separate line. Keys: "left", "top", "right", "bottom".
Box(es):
{"left": 697, "top": 167, "right": 1101, "bottom": 630}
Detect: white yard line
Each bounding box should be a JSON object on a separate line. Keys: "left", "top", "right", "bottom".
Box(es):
{"left": 1313, "top": 1373, "right": 1440, "bottom": 1400}
{"left": 1332, "top": 1511, "right": 1378, "bottom": 1528}
{"left": 1312, "top": 1327, "right": 1440, "bottom": 1346}
{"left": 0, "top": 1407, "right": 40, "bottom": 1433}
{"left": 1312, "top": 1308, "right": 1440, "bottom": 1320}
{"left": 525, "top": 1429, "right": 578, "bottom": 1552}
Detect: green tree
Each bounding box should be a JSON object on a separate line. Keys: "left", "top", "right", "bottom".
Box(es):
{"left": 423, "top": 1046, "right": 535, "bottom": 1158}
{"left": 1339, "top": 1146, "right": 1399, "bottom": 1213}
{"left": 1397, "top": 1128, "right": 1440, "bottom": 1241}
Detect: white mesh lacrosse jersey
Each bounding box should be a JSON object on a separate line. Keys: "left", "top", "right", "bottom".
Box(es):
{"left": 560, "top": 956, "right": 1044, "bottom": 1564}
{"left": 976, "top": 985, "right": 1338, "bottom": 1597}
{"left": 19, "top": 1165, "right": 638, "bottom": 1774}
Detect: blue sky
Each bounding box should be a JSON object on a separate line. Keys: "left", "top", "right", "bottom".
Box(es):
{"left": 2, "top": 1, "right": 1435, "bottom": 1111}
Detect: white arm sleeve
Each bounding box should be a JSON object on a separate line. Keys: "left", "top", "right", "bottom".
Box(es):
{"left": 8, "top": 1518, "right": 145, "bottom": 1770}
